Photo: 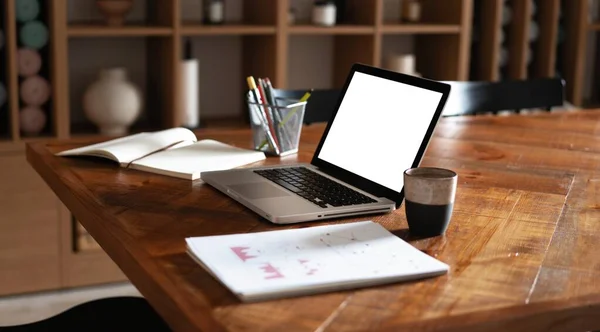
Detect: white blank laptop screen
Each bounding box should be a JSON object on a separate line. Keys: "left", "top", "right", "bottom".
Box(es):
{"left": 317, "top": 72, "right": 444, "bottom": 193}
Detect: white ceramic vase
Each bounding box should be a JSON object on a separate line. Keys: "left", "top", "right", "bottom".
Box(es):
{"left": 83, "top": 68, "right": 141, "bottom": 136}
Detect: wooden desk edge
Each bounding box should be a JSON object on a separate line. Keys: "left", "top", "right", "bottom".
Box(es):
{"left": 25, "top": 142, "right": 228, "bottom": 332}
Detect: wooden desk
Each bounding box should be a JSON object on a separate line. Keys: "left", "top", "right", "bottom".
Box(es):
{"left": 27, "top": 111, "right": 600, "bottom": 332}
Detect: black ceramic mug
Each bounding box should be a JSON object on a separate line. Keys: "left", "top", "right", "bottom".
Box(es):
{"left": 403, "top": 167, "right": 457, "bottom": 237}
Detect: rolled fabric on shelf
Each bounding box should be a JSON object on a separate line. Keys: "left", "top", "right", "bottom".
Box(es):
{"left": 16, "top": 0, "right": 40, "bottom": 23}
{"left": 19, "top": 20, "right": 49, "bottom": 49}
{"left": 17, "top": 48, "right": 42, "bottom": 77}
{"left": 20, "top": 75, "right": 51, "bottom": 106}
{"left": 19, "top": 106, "right": 46, "bottom": 136}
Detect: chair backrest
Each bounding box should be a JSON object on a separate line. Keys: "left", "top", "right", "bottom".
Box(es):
{"left": 1, "top": 297, "right": 170, "bottom": 331}
{"left": 441, "top": 78, "right": 565, "bottom": 116}
{"left": 273, "top": 89, "right": 341, "bottom": 125}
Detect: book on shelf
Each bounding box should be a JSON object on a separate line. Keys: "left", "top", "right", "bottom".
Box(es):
{"left": 56, "top": 127, "right": 266, "bottom": 180}
{"left": 185, "top": 220, "right": 449, "bottom": 302}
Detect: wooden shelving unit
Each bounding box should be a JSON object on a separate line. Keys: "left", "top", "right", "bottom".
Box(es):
{"left": 469, "top": 0, "right": 592, "bottom": 105}
{"left": 0, "top": 0, "right": 476, "bottom": 146}
{"left": 1, "top": 0, "right": 597, "bottom": 147}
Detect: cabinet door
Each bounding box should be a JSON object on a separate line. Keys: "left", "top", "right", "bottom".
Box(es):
{"left": 0, "top": 153, "right": 60, "bottom": 296}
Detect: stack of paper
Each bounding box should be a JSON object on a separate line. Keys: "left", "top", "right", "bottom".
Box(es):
{"left": 186, "top": 221, "right": 449, "bottom": 302}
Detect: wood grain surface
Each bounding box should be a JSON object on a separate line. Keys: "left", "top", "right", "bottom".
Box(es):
{"left": 26, "top": 111, "right": 600, "bottom": 331}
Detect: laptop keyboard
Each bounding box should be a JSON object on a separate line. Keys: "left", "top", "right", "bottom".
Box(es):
{"left": 254, "top": 167, "right": 377, "bottom": 208}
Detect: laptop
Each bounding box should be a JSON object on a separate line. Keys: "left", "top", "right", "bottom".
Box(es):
{"left": 201, "top": 63, "right": 451, "bottom": 224}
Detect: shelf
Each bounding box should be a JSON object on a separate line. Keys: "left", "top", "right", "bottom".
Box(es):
{"left": 200, "top": 116, "right": 248, "bottom": 129}
{"left": 588, "top": 23, "right": 600, "bottom": 31}
{"left": 288, "top": 25, "right": 375, "bottom": 35}
{"left": 21, "top": 136, "right": 58, "bottom": 143}
{"left": 68, "top": 24, "right": 173, "bottom": 37}
{"left": 381, "top": 24, "right": 462, "bottom": 34}
{"left": 181, "top": 24, "right": 276, "bottom": 36}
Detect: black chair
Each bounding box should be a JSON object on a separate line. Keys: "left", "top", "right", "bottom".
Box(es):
{"left": 0, "top": 297, "right": 171, "bottom": 332}
{"left": 272, "top": 89, "right": 340, "bottom": 125}
{"left": 441, "top": 78, "right": 566, "bottom": 116}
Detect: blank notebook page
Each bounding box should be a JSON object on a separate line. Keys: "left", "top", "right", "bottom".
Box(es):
{"left": 131, "top": 139, "right": 266, "bottom": 178}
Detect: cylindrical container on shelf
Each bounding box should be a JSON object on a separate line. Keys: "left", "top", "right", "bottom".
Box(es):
{"left": 179, "top": 39, "right": 200, "bottom": 128}
{"left": 16, "top": 0, "right": 40, "bottom": 23}
{"left": 386, "top": 54, "right": 417, "bottom": 76}
{"left": 83, "top": 68, "right": 142, "bottom": 136}
{"left": 312, "top": 1, "right": 337, "bottom": 27}
{"left": 20, "top": 75, "right": 51, "bottom": 106}
{"left": 19, "top": 20, "right": 49, "bottom": 50}
{"left": 19, "top": 106, "right": 46, "bottom": 136}
{"left": 401, "top": 0, "right": 422, "bottom": 23}
{"left": 204, "top": 0, "right": 225, "bottom": 24}
{"left": 17, "top": 48, "right": 42, "bottom": 77}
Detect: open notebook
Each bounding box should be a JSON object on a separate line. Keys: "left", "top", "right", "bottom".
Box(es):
{"left": 56, "top": 128, "right": 266, "bottom": 180}
{"left": 186, "top": 221, "right": 449, "bottom": 302}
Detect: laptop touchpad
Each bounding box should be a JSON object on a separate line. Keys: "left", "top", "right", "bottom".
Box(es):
{"left": 229, "top": 183, "right": 291, "bottom": 199}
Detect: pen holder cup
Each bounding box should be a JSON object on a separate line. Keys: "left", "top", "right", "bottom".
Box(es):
{"left": 247, "top": 99, "right": 307, "bottom": 157}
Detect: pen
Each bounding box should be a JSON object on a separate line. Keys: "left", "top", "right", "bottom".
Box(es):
{"left": 264, "top": 78, "right": 289, "bottom": 148}
{"left": 263, "top": 78, "right": 277, "bottom": 106}
{"left": 299, "top": 89, "right": 313, "bottom": 103}
{"left": 257, "top": 78, "right": 280, "bottom": 148}
{"left": 247, "top": 77, "right": 280, "bottom": 154}
{"left": 279, "top": 88, "right": 312, "bottom": 127}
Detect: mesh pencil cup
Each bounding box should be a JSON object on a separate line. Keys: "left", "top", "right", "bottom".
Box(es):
{"left": 247, "top": 98, "right": 307, "bottom": 157}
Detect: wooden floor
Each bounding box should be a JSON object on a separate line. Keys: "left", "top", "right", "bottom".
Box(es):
{"left": 0, "top": 282, "right": 141, "bottom": 327}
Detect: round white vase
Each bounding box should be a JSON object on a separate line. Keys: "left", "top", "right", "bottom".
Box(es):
{"left": 83, "top": 68, "right": 141, "bottom": 136}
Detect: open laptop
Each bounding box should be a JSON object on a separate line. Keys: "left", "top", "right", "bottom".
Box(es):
{"left": 201, "top": 63, "right": 451, "bottom": 224}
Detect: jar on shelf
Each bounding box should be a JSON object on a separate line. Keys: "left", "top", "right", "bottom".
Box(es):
{"left": 312, "top": 0, "right": 337, "bottom": 27}
{"left": 204, "top": 0, "right": 225, "bottom": 25}
{"left": 401, "top": 0, "right": 422, "bottom": 23}
{"left": 386, "top": 54, "right": 417, "bottom": 76}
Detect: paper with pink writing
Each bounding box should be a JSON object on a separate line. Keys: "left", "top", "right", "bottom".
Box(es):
{"left": 185, "top": 221, "right": 449, "bottom": 301}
